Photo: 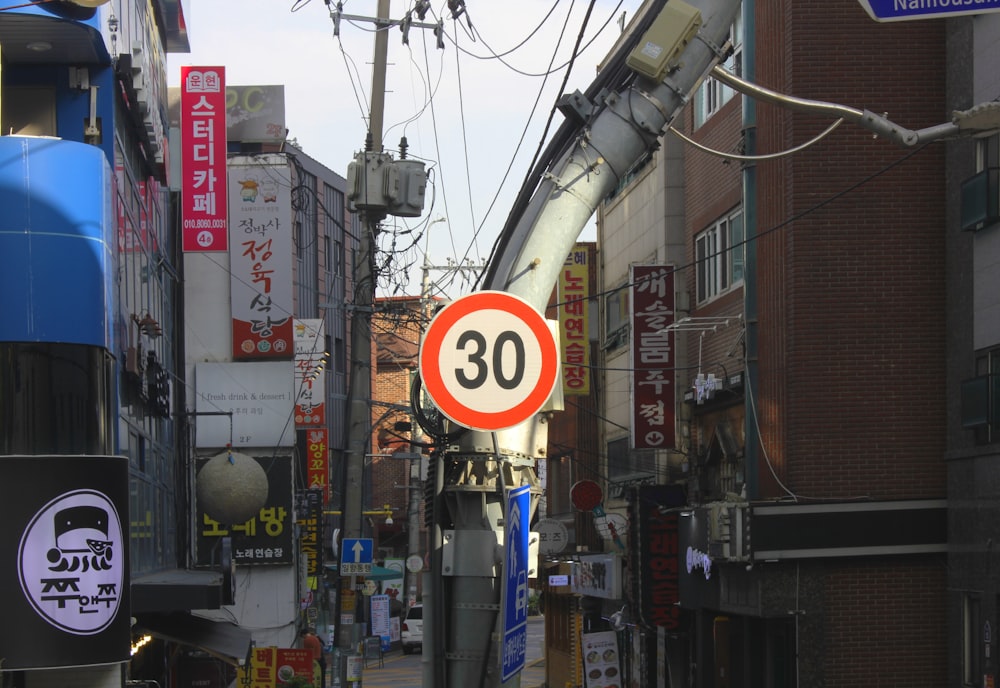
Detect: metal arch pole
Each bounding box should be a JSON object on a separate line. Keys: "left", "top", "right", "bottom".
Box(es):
{"left": 436, "top": 1, "right": 744, "bottom": 686}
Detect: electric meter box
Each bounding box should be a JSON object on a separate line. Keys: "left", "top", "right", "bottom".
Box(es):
{"left": 626, "top": 0, "right": 702, "bottom": 83}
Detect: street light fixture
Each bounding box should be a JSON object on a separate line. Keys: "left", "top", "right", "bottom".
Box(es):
{"left": 710, "top": 64, "right": 1000, "bottom": 146}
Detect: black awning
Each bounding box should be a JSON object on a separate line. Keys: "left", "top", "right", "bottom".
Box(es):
{"left": 131, "top": 569, "right": 225, "bottom": 613}
{"left": 134, "top": 612, "right": 252, "bottom": 667}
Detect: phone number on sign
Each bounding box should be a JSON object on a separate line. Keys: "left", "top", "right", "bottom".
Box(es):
{"left": 183, "top": 219, "right": 227, "bottom": 229}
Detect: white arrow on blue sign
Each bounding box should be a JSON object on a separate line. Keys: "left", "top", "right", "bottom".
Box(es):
{"left": 340, "top": 537, "right": 373, "bottom": 575}
{"left": 501, "top": 485, "right": 531, "bottom": 683}
{"left": 857, "top": 0, "right": 1000, "bottom": 22}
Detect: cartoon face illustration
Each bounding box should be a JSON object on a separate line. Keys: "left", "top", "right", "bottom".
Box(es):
{"left": 261, "top": 179, "right": 278, "bottom": 203}
{"left": 239, "top": 178, "right": 260, "bottom": 202}
{"left": 47, "top": 505, "right": 114, "bottom": 572}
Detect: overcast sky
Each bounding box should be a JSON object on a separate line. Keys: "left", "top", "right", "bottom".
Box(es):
{"left": 168, "top": 0, "right": 631, "bottom": 298}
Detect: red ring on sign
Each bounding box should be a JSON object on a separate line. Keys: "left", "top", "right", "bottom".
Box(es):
{"left": 420, "top": 291, "right": 559, "bottom": 432}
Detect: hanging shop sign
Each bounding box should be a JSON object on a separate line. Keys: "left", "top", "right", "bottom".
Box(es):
{"left": 558, "top": 245, "right": 591, "bottom": 396}
{"left": 181, "top": 66, "right": 228, "bottom": 252}
{"left": 229, "top": 157, "right": 294, "bottom": 359}
{"left": 0, "top": 455, "right": 130, "bottom": 670}
{"left": 629, "top": 265, "right": 676, "bottom": 450}
{"left": 630, "top": 484, "right": 686, "bottom": 629}
{"left": 195, "top": 455, "right": 294, "bottom": 566}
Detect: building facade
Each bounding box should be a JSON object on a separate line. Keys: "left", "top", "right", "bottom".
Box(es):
{"left": 0, "top": 2, "right": 191, "bottom": 687}
{"left": 597, "top": 1, "right": 953, "bottom": 686}
{"left": 0, "top": 3, "right": 356, "bottom": 685}
{"left": 946, "top": 11, "right": 1000, "bottom": 688}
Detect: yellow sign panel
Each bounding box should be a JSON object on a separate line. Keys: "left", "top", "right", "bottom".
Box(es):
{"left": 559, "top": 246, "right": 590, "bottom": 396}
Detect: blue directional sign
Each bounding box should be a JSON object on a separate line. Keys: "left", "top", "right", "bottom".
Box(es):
{"left": 501, "top": 485, "right": 531, "bottom": 682}
{"left": 857, "top": 0, "right": 1000, "bottom": 22}
{"left": 340, "top": 537, "right": 373, "bottom": 575}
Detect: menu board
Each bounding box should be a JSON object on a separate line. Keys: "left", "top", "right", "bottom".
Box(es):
{"left": 581, "top": 631, "right": 622, "bottom": 688}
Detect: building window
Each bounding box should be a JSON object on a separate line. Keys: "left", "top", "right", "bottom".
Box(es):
{"left": 693, "top": 8, "right": 743, "bottom": 128}
{"left": 608, "top": 152, "right": 652, "bottom": 201}
{"left": 604, "top": 285, "right": 630, "bottom": 350}
{"left": 695, "top": 208, "right": 744, "bottom": 304}
{"left": 608, "top": 436, "right": 632, "bottom": 479}
{"left": 962, "top": 347, "right": 1000, "bottom": 443}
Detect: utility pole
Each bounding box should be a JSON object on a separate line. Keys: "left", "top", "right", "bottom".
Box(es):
{"left": 333, "top": 1, "right": 432, "bottom": 684}
{"left": 336, "top": 0, "right": 390, "bottom": 682}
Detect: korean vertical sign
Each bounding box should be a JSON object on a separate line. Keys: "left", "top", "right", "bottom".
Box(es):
{"left": 559, "top": 245, "right": 590, "bottom": 396}
{"left": 629, "top": 265, "right": 675, "bottom": 449}
{"left": 180, "top": 67, "right": 228, "bottom": 252}
{"left": 294, "top": 319, "right": 327, "bottom": 426}
{"left": 229, "top": 158, "right": 294, "bottom": 359}
{"left": 295, "top": 319, "right": 329, "bottom": 502}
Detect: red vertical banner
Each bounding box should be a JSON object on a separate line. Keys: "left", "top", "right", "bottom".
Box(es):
{"left": 629, "top": 265, "right": 676, "bottom": 449}
{"left": 305, "top": 428, "right": 329, "bottom": 502}
{"left": 180, "top": 66, "right": 228, "bottom": 252}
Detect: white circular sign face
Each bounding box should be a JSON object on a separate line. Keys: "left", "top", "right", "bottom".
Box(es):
{"left": 406, "top": 554, "right": 423, "bottom": 573}
{"left": 536, "top": 518, "right": 569, "bottom": 555}
{"left": 18, "top": 489, "right": 125, "bottom": 635}
{"left": 419, "top": 291, "right": 559, "bottom": 432}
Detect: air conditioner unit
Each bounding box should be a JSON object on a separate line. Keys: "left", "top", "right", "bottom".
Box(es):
{"left": 708, "top": 502, "right": 748, "bottom": 561}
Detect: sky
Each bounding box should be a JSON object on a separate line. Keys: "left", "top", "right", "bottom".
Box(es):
{"left": 168, "top": 0, "right": 632, "bottom": 300}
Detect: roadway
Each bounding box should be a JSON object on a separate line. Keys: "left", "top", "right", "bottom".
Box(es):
{"left": 345, "top": 614, "right": 546, "bottom": 688}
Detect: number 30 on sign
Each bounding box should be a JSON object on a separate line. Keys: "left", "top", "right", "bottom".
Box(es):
{"left": 419, "top": 291, "right": 559, "bottom": 432}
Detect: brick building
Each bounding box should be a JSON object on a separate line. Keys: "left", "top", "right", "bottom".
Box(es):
{"left": 369, "top": 295, "right": 426, "bottom": 561}
{"left": 597, "top": 1, "right": 950, "bottom": 685}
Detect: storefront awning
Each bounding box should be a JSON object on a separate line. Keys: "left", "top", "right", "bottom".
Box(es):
{"left": 132, "top": 569, "right": 226, "bottom": 613}
{"left": 134, "top": 612, "right": 253, "bottom": 667}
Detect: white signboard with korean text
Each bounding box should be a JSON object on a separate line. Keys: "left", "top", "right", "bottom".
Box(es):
{"left": 195, "top": 361, "right": 295, "bottom": 448}
{"left": 229, "top": 157, "right": 294, "bottom": 360}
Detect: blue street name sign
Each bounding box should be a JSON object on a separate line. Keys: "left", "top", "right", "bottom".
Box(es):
{"left": 858, "top": 0, "right": 1000, "bottom": 22}
{"left": 340, "top": 537, "right": 373, "bottom": 576}
{"left": 501, "top": 485, "right": 531, "bottom": 683}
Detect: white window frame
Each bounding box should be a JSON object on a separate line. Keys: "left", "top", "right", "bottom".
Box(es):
{"left": 693, "top": 8, "right": 743, "bottom": 128}
{"left": 695, "top": 207, "right": 744, "bottom": 304}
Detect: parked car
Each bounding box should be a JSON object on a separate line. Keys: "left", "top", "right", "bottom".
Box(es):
{"left": 401, "top": 603, "right": 423, "bottom": 654}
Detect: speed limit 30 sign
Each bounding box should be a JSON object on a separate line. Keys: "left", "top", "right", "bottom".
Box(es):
{"left": 419, "top": 291, "right": 559, "bottom": 432}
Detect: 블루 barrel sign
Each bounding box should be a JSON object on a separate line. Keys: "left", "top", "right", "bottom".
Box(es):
{"left": 419, "top": 291, "right": 559, "bottom": 432}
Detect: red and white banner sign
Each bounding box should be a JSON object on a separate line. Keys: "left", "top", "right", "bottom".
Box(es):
{"left": 229, "top": 158, "right": 293, "bottom": 359}
{"left": 180, "top": 66, "right": 228, "bottom": 252}
{"left": 629, "top": 265, "right": 676, "bottom": 449}
{"left": 294, "top": 319, "right": 326, "bottom": 426}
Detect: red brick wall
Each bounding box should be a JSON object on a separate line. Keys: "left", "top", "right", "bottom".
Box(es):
{"left": 818, "top": 558, "right": 947, "bottom": 687}
{"left": 752, "top": 0, "right": 946, "bottom": 501}
{"left": 369, "top": 297, "right": 424, "bottom": 556}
